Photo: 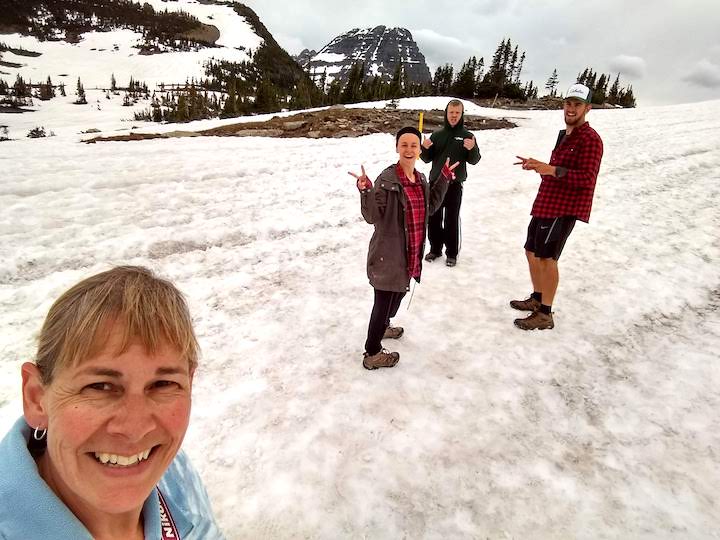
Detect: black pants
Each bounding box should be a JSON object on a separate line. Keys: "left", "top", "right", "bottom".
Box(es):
{"left": 428, "top": 181, "right": 463, "bottom": 258}
{"left": 364, "top": 289, "right": 406, "bottom": 356}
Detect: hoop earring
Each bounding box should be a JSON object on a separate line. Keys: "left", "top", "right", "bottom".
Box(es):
{"left": 33, "top": 426, "right": 47, "bottom": 441}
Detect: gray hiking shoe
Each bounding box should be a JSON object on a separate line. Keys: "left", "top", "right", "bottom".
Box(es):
{"left": 446, "top": 257, "right": 457, "bottom": 267}
{"left": 383, "top": 325, "right": 404, "bottom": 339}
{"left": 509, "top": 296, "right": 541, "bottom": 312}
{"left": 363, "top": 349, "right": 400, "bottom": 370}
{"left": 514, "top": 311, "right": 554, "bottom": 330}
{"left": 424, "top": 252, "right": 441, "bottom": 262}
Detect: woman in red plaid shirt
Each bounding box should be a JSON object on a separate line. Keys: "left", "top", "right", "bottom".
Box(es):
{"left": 512, "top": 83, "right": 604, "bottom": 330}
{"left": 349, "top": 127, "right": 459, "bottom": 369}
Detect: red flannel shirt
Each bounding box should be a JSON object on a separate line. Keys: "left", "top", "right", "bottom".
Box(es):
{"left": 396, "top": 164, "right": 425, "bottom": 280}
{"left": 531, "top": 121, "right": 603, "bottom": 223}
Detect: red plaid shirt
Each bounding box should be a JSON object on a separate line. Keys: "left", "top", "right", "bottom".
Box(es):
{"left": 396, "top": 164, "right": 425, "bottom": 280}
{"left": 531, "top": 121, "right": 603, "bottom": 223}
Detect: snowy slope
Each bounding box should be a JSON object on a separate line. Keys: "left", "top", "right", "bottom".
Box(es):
{"left": 0, "top": 0, "right": 263, "bottom": 90}
{"left": 1, "top": 97, "right": 719, "bottom": 538}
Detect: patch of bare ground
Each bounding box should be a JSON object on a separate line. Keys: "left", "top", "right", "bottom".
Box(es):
{"left": 178, "top": 23, "right": 220, "bottom": 44}
{"left": 83, "top": 107, "right": 516, "bottom": 143}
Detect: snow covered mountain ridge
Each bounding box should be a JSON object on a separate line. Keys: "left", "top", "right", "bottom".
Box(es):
{"left": 0, "top": 0, "right": 264, "bottom": 89}
{"left": 296, "top": 26, "right": 432, "bottom": 90}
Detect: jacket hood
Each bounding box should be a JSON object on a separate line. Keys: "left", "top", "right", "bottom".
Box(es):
{"left": 444, "top": 101, "right": 465, "bottom": 131}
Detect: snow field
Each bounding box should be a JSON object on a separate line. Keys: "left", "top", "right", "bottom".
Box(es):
{"left": 1, "top": 97, "right": 719, "bottom": 538}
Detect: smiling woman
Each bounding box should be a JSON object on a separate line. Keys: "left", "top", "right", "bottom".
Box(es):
{"left": 349, "top": 127, "right": 460, "bottom": 370}
{"left": 0, "top": 266, "right": 224, "bottom": 540}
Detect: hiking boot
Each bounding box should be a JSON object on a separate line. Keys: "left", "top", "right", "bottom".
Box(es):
{"left": 383, "top": 325, "right": 404, "bottom": 339}
{"left": 514, "top": 311, "right": 554, "bottom": 330}
{"left": 509, "top": 296, "right": 541, "bottom": 312}
{"left": 363, "top": 349, "right": 400, "bottom": 370}
{"left": 424, "top": 252, "right": 441, "bottom": 262}
{"left": 446, "top": 257, "right": 457, "bottom": 267}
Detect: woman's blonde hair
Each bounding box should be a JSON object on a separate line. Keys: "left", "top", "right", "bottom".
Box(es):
{"left": 35, "top": 266, "right": 199, "bottom": 384}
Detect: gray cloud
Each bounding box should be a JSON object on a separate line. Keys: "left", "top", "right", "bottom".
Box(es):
{"left": 468, "top": 0, "right": 513, "bottom": 16}
{"left": 608, "top": 55, "right": 646, "bottom": 78}
{"left": 241, "top": 0, "right": 720, "bottom": 105}
{"left": 683, "top": 59, "right": 720, "bottom": 89}
{"left": 410, "top": 29, "right": 469, "bottom": 71}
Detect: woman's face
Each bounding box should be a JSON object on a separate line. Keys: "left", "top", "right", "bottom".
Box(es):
{"left": 396, "top": 133, "right": 421, "bottom": 168}
{"left": 24, "top": 324, "right": 193, "bottom": 516}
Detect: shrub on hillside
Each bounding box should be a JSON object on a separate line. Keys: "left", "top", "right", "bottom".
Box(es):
{"left": 27, "top": 126, "right": 47, "bottom": 138}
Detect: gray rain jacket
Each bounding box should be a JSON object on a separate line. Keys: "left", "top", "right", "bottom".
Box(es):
{"left": 360, "top": 165, "right": 449, "bottom": 292}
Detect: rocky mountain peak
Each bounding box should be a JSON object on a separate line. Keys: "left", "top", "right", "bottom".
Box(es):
{"left": 298, "top": 26, "right": 431, "bottom": 89}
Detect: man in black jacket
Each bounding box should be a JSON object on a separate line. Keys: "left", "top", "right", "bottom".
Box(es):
{"left": 420, "top": 99, "right": 481, "bottom": 267}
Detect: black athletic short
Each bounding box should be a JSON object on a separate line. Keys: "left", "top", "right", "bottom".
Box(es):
{"left": 524, "top": 216, "right": 576, "bottom": 260}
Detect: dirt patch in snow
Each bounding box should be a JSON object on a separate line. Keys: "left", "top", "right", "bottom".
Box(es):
{"left": 83, "top": 106, "right": 516, "bottom": 143}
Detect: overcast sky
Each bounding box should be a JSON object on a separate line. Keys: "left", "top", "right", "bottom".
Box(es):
{"left": 241, "top": 0, "right": 720, "bottom": 106}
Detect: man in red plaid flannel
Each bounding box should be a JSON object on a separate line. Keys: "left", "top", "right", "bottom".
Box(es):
{"left": 512, "top": 83, "right": 603, "bottom": 330}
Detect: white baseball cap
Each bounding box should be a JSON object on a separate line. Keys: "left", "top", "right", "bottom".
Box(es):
{"left": 564, "top": 83, "right": 592, "bottom": 103}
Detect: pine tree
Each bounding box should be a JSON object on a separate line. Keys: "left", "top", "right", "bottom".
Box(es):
{"left": 177, "top": 94, "right": 189, "bottom": 121}
{"left": 340, "top": 61, "right": 365, "bottom": 103}
{"left": 474, "top": 57, "right": 485, "bottom": 90}
{"left": 545, "top": 69, "right": 559, "bottom": 97}
{"left": 514, "top": 52, "right": 525, "bottom": 84}
{"left": 509, "top": 45, "right": 518, "bottom": 81}
{"left": 593, "top": 73, "right": 608, "bottom": 104}
{"left": 451, "top": 56, "right": 476, "bottom": 99}
{"left": 152, "top": 100, "right": 163, "bottom": 122}
{"left": 618, "top": 84, "right": 636, "bottom": 107}
{"left": 388, "top": 63, "right": 404, "bottom": 99}
{"left": 608, "top": 74, "right": 620, "bottom": 105}
{"left": 577, "top": 68, "right": 589, "bottom": 85}
{"left": 289, "top": 78, "right": 313, "bottom": 110}
{"left": 254, "top": 77, "right": 279, "bottom": 113}
{"left": 587, "top": 69, "right": 597, "bottom": 91}
{"left": 14, "top": 74, "right": 29, "bottom": 98}
{"left": 39, "top": 76, "right": 55, "bottom": 100}
{"left": 222, "top": 79, "right": 237, "bottom": 117}
{"left": 111, "top": 73, "right": 117, "bottom": 91}
{"left": 432, "top": 64, "right": 453, "bottom": 95}
{"left": 326, "top": 79, "right": 342, "bottom": 105}
{"left": 74, "top": 77, "right": 87, "bottom": 104}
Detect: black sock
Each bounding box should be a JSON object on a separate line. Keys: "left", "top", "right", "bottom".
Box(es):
{"left": 539, "top": 304, "right": 551, "bottom": 315}
{"left": 531, "top": 291, "right": 542, "bottom": 302}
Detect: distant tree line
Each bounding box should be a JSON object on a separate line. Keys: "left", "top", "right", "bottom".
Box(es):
{"left": 1, "top": 21, "right": 639, "bottom": 123}
{"left": 1, "top": 0, "right": 206, "bottom": 49}
{"left": 310, "top": 38, "right": 538, "bottom": 107}
{"left": 574, "top": 67, "right": 636, "bottom": 107}
{"left": 130, "top": 34, "right": 637, "bottom": 123}
{"left": 0, "top": 73, "right": 67, "bottom": 108}
{"left": 0, "top": 72, "right": 153, "bottom": 110}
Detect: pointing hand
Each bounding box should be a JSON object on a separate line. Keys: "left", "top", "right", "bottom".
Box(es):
{"left": 514, "top": 156, "right": 556, "bottom": 176}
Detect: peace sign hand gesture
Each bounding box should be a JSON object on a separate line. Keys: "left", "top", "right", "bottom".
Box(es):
{"left": 348, "top": 165, "right": 372, "bottom": 191}
{"left": 441, "top": 157, "right": 460, "bottom": 181}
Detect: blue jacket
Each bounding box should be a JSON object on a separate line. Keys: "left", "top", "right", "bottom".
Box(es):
{"left": 0, "top": 418, "right": 225, "bottom": 540}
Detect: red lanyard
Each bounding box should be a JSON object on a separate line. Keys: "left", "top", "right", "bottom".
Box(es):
{"left": 157, "top": 489, "right": 181, "bottom": 540}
